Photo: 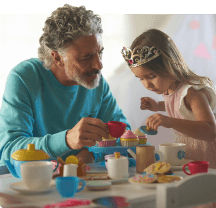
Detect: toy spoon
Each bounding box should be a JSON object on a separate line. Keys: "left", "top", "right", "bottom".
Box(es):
{"left": 139, "top": 125, "right": 158, "bottom": 135}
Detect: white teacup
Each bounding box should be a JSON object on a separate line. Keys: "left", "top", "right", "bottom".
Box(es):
{"left": 63, "top": 164, "right": 78, "bottom": 177}
{"left": 159, "top": 143, "right": 186, "bottom": 166}
{"left": 20, "top": 161, "right": 53, "bottom": 190}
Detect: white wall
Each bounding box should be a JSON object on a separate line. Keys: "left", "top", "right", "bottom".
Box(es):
{"left": 0, "top": 14, "right": 48, "bottom": 95}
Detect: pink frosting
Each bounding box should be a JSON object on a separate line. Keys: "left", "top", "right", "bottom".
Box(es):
{"left": 121, "top": 130, "right": 137, "bottom": 139}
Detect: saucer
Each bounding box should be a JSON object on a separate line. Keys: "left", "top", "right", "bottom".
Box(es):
{"left": 10, "top": 179, "right": 56, "bottom": 194}
{"left": 139, "top": 125, "right": 158, "bottom": 135}
{"left": 171, "top": 159, "right": 194, "bottom": 170}
{"left": 86, "top": 181, "right": 112, "bottom": 190}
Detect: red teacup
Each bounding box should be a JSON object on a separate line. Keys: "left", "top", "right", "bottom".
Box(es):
{"left": 183, "top": 161, "right": 209, "bottom": 175}
{"left": 105, "top": 121, "right": 126, "bottom": 138}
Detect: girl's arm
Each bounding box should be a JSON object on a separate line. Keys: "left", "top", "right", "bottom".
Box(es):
{"left": 171, "top": 87, "right": 216, "bottom": 141}
{"left": 146, "top": 88, "right": 216, "bottom": 142}
{"left": 141, "top": 97, "right": 166, "bottom": 111}
{"left": 158, "top": 101, "right": 166, "bottom": 111}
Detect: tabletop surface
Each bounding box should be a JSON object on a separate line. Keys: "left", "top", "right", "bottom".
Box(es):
{"left": 1, "top": 162, "right": 216, "bottom": 208}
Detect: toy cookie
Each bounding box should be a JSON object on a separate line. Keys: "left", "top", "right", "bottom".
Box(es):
{"left": 131, "top": 173, "right": 158, "bottom": 184}
{"left": 144, "top": 162, "right": 171, "bottom": 175}
{"left": 157, "top": 175, "right": 181, "bottom": 183}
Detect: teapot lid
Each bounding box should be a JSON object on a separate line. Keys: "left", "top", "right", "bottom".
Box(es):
{"left": 11, "top": 144, "right": 50, "bottom": 161}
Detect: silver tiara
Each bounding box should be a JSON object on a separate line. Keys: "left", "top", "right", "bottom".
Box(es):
{"left": 121, "top": 46, "right": 161, "bottom": 67}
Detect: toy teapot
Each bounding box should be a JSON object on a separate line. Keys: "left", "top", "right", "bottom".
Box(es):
{"left": 4, "top": 143, "right": 58, "bottom": 178}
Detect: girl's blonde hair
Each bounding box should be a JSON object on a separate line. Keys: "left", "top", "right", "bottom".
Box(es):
{"left": 130, "top": 28, "right": 214, "bottom": 88}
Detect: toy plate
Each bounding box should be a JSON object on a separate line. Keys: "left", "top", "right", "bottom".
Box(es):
{"left": 139, "top": 126, "right": 158, "bottom": 135}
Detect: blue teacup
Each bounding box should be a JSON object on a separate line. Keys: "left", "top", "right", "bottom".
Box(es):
{"left": 55, "top": 176, "right": 86, "bottom": 198}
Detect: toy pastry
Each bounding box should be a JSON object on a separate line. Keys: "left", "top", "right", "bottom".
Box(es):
{"left": 120, "top": 130, "right": 139, "bottom": 147}
{"left": 144, "top": 162, "right": 171, "bottom": 175}
{"left": 97, "top": 134, "right": 116, "bottom": 147}
{"left": 133, "top": 128, "right": 147, "bottom": 144}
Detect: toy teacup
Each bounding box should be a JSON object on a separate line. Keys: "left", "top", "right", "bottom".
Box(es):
{"left": 183, "top": 161, "right": 209, "bottom": 175}
{"left": 106, "top": 121, "right": 126, "bottom": 138}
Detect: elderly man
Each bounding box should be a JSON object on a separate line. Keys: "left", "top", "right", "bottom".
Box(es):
{"left": 0, "top": 4, "right": 130, "bottom": 171}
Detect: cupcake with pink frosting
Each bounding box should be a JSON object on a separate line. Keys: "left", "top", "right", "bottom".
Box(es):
{"left": 120, "top": 130, "right": 139, "bottom": 147}
{"left": 133, "top": 128, "right": 147, "bottom": 144}
{"left": 97, "top": 134, "right": 116, "bottom": 147}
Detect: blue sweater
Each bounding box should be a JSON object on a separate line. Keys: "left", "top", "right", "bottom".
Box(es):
{"left": 0, "top": 58, "right": 130, "bottom": 166}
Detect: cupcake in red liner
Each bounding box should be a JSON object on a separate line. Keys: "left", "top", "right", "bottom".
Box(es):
{"left": 98, "top": 134, "right": 117, "bottom": 147}
{"left": 133, "top": 128, "right": 147, "bottom": 144}
{"left": 120, "top": 130, "right": 139, "bottom": 147}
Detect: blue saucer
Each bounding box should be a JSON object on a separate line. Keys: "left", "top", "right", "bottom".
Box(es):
{"left": 139, "top": 125, "right": 158, "bottom": 135}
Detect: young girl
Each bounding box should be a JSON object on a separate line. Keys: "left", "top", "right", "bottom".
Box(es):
{"left": 122, "top": 29, "right": 216, "bottom": 207}
{"left": 122, "top": 28, "right": 216, "bottom": 168}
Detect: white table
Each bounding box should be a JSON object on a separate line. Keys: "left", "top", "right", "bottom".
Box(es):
{"left": 1, "top": 163, "right": 216, "bottom": 208}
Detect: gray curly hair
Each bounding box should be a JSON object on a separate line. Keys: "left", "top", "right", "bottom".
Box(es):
{"left": 38, "top": 4, "right": 103, "bottom": 69}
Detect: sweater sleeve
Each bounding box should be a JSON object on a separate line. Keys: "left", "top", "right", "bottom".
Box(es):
{"left": 0, "top": 69, "right": 72, "bottom": 165}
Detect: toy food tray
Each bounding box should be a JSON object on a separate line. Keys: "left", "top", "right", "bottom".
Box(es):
{"left": 88, "top": 142, "right": 151, "bottom": 155}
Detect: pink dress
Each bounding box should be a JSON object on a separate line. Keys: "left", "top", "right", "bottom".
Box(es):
{"left": 163, "top": 83, "right": 216, "bottom": 208}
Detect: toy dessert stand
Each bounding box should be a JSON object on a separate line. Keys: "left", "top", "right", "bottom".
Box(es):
{"left": 88, "top": 142, "right": 151, "bottom": 155}
{"left": 88, "top": 142, "right": 151, "bottom": 167}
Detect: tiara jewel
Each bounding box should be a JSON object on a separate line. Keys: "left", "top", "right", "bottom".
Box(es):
{"left": 121, "top": 46, "right": 161, "bottom": 67}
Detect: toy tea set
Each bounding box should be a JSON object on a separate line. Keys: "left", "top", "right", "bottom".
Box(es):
{"left": 98, "top": 122, "right": 153, "bottom": 148}
{"left": 88, "top": 122, "right": 153, "bottom": 165}
{"left": 5, "top": 122, "right": 210, "bottom": 198}
{"left": 4, "top": 143, "right": 59, "bottom": 178}
{"left": 5, "top": 143, "right": 87, "bottom": 197}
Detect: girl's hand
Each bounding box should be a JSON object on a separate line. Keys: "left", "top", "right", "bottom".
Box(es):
{"left": 141, "top": 97, "right": 159, "bottom": 112}
{"left": 146, "top": 113, "right": 172, "bottom": 131}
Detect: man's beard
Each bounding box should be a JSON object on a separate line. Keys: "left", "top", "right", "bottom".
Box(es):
{"left": 66, "top": 69, "right": 101, "bottom": 89}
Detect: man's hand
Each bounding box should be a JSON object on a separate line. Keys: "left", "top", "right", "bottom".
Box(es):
{"left": 76, "top": 148, "right": 95, "bottom": 164}
{"left": 66, "top": 117, "right": 109, "bottom": 150}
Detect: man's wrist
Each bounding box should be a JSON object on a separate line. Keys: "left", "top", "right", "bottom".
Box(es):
{"left": 65, "top": 129, "right": 72, "bottom": 150}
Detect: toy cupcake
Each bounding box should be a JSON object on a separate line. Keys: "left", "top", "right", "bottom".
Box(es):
{"left": 133, "top": 128, "right": 147, "bottom": 144}
{"left": 98, "top": 134, "right": 116, "bottom": 147}
{"left": 120, "top": 130, "right": 139, "bottom": 147}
